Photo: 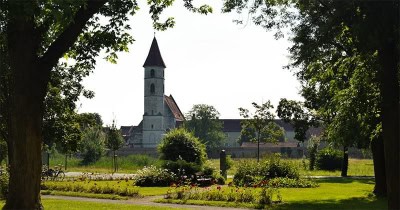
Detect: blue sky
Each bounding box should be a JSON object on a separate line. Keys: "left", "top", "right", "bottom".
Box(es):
{"left": 77, "top": 1, "right": 303, "bottom": 126}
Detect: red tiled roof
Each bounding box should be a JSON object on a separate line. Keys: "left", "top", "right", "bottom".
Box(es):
{"left": 164, "top": 95, "right": 185, "bottom": 121}
{"left": 143, "top": 37, "right": 166, "bottom": 68}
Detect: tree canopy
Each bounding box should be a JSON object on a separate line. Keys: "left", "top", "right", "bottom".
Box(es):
{"left": 277, "top": 98, "right": 317, "bottom": 143}
{"left": 184, "top": 104, "right": 226, "bottom": 152}
{"left": 223, "top": 0, "right": 398, "bottom": 206}
{"left": 239, "top": 101, "right": 285, "bottom": 162}
{"left": 0, "top": 1, "right": 212, "bottom": 208}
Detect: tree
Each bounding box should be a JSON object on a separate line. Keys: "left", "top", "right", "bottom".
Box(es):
{"left": 1, "top": 1, "right": 212, "bottom": 208}
{"left": 77, "top": 113, "right": 103, "bottom": 130}
{"left": 106, "top": 120, "right": 124, "bottom": 172}
{"left": 223, "top": 1, "right": 398, "bottom": 206}
{"left": 239, "top": 101, "right": 285, "bottom": 162}
{"left": 277, "top": 98, "right": 317, "bottom": 143}
{"left": 184, "top": 104, "right": 226, "bottom": 152}
{"left": 80, "top": 126, "right": 106, "bottom": 165}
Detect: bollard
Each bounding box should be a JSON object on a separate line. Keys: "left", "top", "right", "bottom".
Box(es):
{"left": 114, "top": 155, "right": 118, "bottom": 172}
{"left": 220, "top": 150, "right": 227, "bottom": 179}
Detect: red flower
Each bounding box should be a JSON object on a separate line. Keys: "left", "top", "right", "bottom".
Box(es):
{"left": 217, "top": 186, "right": 221, "bottom": 190}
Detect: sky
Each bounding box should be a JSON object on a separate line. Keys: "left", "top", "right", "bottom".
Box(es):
{"left": 77, "top": 1, "right": 303, "bottom": 127}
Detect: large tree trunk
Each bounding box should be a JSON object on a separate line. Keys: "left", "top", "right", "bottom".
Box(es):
{"left": 4, "top": 3, "right": 46, "bottom": 209}
{"left": 5, "top": 93, "right": 44, "bottom": 210}
{"left": 378, "top": 42, "right": 400, "bottom": 210}
{"left": 371, "top": 136, "right": 387, "bottom": 196}
{"left": 341, "top": 146, "right": 348, "bottom": 177}
{"left": 4, "top": 1, "right": 106, "bottom": 209}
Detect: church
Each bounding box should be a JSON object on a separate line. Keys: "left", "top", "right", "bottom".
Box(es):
{"left": 120, "top": 37, "right": 322, "bottom": 155}
{"left": 123, "top": 37, "right": 185, "bottom": 148}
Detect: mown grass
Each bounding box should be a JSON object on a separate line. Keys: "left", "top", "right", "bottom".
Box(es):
{"left": 158, "top": 178, "right": 386, "bottom": 210}
{"left": 39, "top": 178, "right": 385, "bottom": 210}
{"left": 275, "top": 178, "right": 386, "bottom": 210}
{"left": 49, "top": 153, "right": 161, "bottom": 173}
{"left": 208, "top": 158, "right": 374, "bottom": 177}
{"left": 50, "top": 152, "right": 374, "bottom": 177}
{"left": 0, "top": 199, "right": 189, "bottom": 210}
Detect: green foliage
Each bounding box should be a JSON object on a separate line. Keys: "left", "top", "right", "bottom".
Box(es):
{"left": 184, "top": 104, "right": 226, "bottom": 151}
{"left": 233, "top": 154, "right": 300, "bottom": 187}
{"left": 239, "top": 101, "right": 285, "bottom": 161}
{"left": 158, "top": 128, "right": 206, "bottom": 166}
{"left": 316, "top": 148, "right": 343, "bottom": 171}
{"left": 267, "top": 177, "right": 318, "bottom": 188}
{"left": 80, "top": 127, "right": 106, "bottom": 165}
{"left": 42, "top": 180, "right": 139, "bottom": 197}
{"left": 106, "top": 119, "right": 124, "bottom": 171}
{"left": 106, "top": 120, "right": 124, "bottom": 152}
{"left": 43, "top": 87, "right": 82, "bottom": 155}
{"left": 161, "top": 160, "right": 201, "bottom": 177}
{"left": 225, "top": 155, "right": 234, "bottom": 171}
{"left": 77, "top": 113, "right": 103, "bottom": 130}
{"left": 0, "top": 138, "right": 6, "bottom": 164}
{"left": 0, "top": 172, "right": 8, "bottom": 199}
{"left": 277, "top": 98, "right": 317, "bottom": 143}
{"left": 307, "top": 135, "right": 320, "bottom": 170}
{"left": 133, "top": 165, "right": 176, "bottom": 187}
{"left": 164, "top": 185, "right": 280, "bottom": 207}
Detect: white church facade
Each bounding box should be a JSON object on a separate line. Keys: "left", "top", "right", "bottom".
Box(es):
{"left": 124, "top": 37, "right": 185, "bottom": 148}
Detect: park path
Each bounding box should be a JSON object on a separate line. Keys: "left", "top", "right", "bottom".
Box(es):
{"left": 42, "top": 195, "right": 250, "bottom": 210}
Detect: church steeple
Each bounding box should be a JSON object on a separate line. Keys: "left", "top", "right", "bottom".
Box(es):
{"left": 143, "top": 37, "right": 166, "bottom": 68}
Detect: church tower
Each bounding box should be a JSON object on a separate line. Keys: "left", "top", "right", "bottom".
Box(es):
{"left": 142, "top": 37, "right": 166, "bottom": 147}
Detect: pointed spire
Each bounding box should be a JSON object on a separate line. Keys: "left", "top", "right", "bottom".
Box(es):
{"left": 143, "top": 37, "right": 166, "bottom": 68}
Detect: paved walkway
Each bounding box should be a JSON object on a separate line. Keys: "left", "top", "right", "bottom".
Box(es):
{"left": 42, "top": 195, "right": 250, "bottom": 210}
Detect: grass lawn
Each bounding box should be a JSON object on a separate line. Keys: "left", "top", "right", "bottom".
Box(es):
{"left": 49, "top": 154, "right": 160, "bottom": 174}
{"left": 158, "top": 178, "right": 386, "bottom": 210}
{"left": 298, "top": 159, "right": 374, "bottom": 177}
{"left": 207, "top": 158, "right": 374, "bottom": 177}
{"left": 275, "top": 178, "right": 386, "bottom": 210}
{"left": 0, "top": 199, "right": 188, "bottom": 210}
{"left": 50, "top": 153, "right": 373, "bottom": 178}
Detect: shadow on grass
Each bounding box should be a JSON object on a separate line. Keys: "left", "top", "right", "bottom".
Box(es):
{"left": 316, "top": 177, "right": 375, "bottom": 184}
{"left": 274, "top": 196, "right": 387, "bottom": 210}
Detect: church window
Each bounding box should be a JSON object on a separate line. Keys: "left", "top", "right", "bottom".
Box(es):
{"left": 150, "top": 83, "right": 155, "bottom": 94}
{"left": 151, "top": 124, "right": 154, "bottom": 129}
{"left": 150, "top": 69, "right": 155, "bottom": 78}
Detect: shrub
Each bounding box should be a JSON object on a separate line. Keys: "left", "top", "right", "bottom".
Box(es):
{"left": 164, "top": 185, "right": 280, "bottom": 207}
{"left": 41, "top": 180, "right": 140, "bottom": 197}
{"left": 307, "top": 135, "right": 320, "bottom": 170}
{"left": 162, "top": 160, "right": 201, "bottom": 177}
{"left": 267, "top": 177, "right": 318, "bottom": 188}
{"left": 316, "top": 147, "right": 343, "bottom": 171}
{"left": 133, "top": 165, "right": 176, "bottom": 187}
{"left": 80, "top": 127, "right": 106, "bottom": 165}
{"left": 225, "top": 155, "right": 234, "bottom": 171}
{"left": 0, "top": 139, "right": 7, "bottom": 164}
{"left": 158, "top": 128, "right": 206, "bottom": 166}
{"left": 233, "top": 154, "right": 300, "bottom": 187}
{"left": 0, "top": 172, "right": 9, "bottom": 199}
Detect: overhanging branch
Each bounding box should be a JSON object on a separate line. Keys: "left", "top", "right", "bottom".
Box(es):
{"left": 38, "top": 0, "right": 107, "bottom": 76}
